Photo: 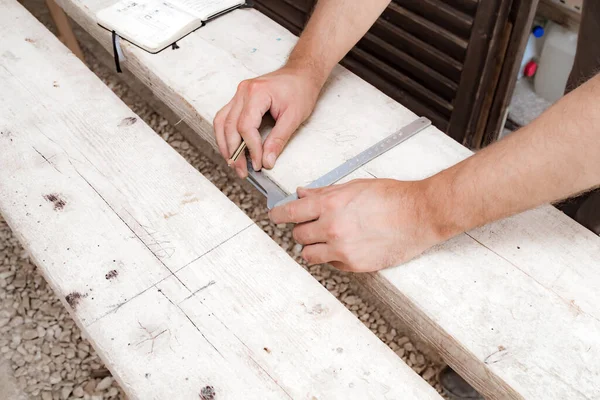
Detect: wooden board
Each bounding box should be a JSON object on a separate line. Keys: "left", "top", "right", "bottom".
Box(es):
{"left": 53, "top": 1, "right": 600, "bottom": 398}
{"left": 0, "top": 2, "right": 443, "bottom": 399}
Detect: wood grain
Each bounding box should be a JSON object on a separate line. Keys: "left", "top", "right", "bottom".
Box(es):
{"left": 53, "top": 0, "right": 600, "bottom": 398}
{"left": 481, "top": 0, "right": 541, "bottom": 148}
{"left": 0, "top": 2, "right": 443, "bottom": 399}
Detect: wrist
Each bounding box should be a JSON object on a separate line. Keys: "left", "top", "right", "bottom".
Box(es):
{"left": 421, "top": 171, "right": 469, "bottom": 242}
{"left": 284, "top": 56, "right": 330, "bottom": 91}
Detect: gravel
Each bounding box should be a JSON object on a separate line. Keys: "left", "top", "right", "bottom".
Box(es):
{"left": 2, "top": 4, "right": 447, "bottom": 398}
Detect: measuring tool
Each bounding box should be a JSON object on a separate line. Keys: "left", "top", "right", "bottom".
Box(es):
{"left": 245, "top": 116, "right": 431, "bottom": 209}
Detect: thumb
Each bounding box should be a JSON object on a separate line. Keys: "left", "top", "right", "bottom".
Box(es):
{"left": 262, "top": 111, "right": 299, "bottom": 169}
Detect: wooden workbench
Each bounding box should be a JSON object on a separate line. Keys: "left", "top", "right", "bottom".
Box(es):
{"left": 0, "top": 1, "right": 443, "bottom": 398}
{"left": 7, "top": 0, "right": 600, "bottom": 398}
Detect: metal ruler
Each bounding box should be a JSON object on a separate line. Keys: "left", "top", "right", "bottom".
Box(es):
{"left": 246, "top": 116, "right": 431, "bottom": 209}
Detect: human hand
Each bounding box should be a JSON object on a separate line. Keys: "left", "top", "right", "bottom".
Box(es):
{"left": 269, "top": 178, "right": 452, "bottom": 272}
{"left": 213, "top": 66, "right": 323, "bottom": 178}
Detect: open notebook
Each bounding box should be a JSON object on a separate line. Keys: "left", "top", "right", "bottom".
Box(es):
{"left": 96, "top": 0, "right": 246, "bottom": 53}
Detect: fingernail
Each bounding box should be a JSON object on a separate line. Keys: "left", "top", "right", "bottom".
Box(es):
{"left": 252, "top": 160, "right": 259, "bottom": 171}
{"left": 266, "top": 153, "right": 276, "bottom": 168}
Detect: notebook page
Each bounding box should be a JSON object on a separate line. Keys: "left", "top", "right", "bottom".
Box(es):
{"left": 97, "top": 0, "right": 199, "bottom": 52}
{"left": 169, "top": 0, "right": 244, "bottom": 20}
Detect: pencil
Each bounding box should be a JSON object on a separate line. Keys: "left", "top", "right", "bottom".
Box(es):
{"left": 228, "top": 141, "right": 246, "bottom": 165}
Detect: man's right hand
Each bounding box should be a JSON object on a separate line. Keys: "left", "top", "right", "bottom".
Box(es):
{"left": 213, "top": 66, "right": 323, "bottom": 178}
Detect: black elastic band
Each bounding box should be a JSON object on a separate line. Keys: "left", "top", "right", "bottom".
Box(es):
{"left": 203, "top": 2, "right": 251, "bottom": 23}
{"left": 111, "top": 31, "right": 122, "bottom": 73}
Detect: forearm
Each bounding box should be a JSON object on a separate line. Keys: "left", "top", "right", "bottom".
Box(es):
{"left": 285, "top": 0, "right": 390, "bottom": 86}
{"left": 429, "top": 73, "right": 600, "bottom": 238}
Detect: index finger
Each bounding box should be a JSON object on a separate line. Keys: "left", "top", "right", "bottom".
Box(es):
{"left": 269, "top": 195, "right": 321, "bottom": 224}
{"left": 213, "top": 100, "right": 234, "bottom": 160}
{"left": 237, "top": 92, "right": 271, "bottom": 171}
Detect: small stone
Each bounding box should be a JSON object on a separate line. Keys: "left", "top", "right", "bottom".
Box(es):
{"left": 107, "top": 387, "right": 119, "bottom": 397}
{"left": 73, "top": 386, "right": 84, "bottom": 397}
{"left": 83, "top": 380, "right": 96, "bottom": 394}
{"left": 31, "top": 298, "right": 42, "bottom": 309}
{"left": 37, "top": 326, "right": 46, "bottom": 338}
{"left": 95, "top": 376, "right": 113, "bottom": 391}
{"left": 397, "top": 336, "right": 410, "bottom": 346}
{"left": 13, "top": 277, "right": 26, "bottom": 288}
{"left": 59, "top": 387, "right": 71, "bottom": 400}
{"left": 343, "top": 295, "right": 358, "bottom": 305}
{"left": 49, "top": 371, "right": 62, "bottom": 384}
{"left": 41, "top": 392, "right": 52, "bottom": 400}
{"left": 45, "top": 329, "right": 55, "bottom": 341}
{"left": 422, "top": 367, "right": 436, "bottom": 381}
{"left": 293, "top": 244, "right": 303, "bottom": 255}
{"left": 404, "top": 342, "right": 414, "bottom": 352}
{"left": 180, "top": 141, "right": 190, "bottom": 150}
{"left": 414, "top": 365, "right": 426, "bottom": 374}
{"left": 77, "top": 343, "right": 90, "bottom": 353}
{"left": 22, "top": 329, "right": 38, "bottom": 340}
{"left": 65, "top": 348, "right": 75, "bottom": 359}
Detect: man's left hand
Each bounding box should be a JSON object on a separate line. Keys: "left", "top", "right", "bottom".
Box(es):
{"left": 269, "top": 178, "right": 447, "bottom": 272}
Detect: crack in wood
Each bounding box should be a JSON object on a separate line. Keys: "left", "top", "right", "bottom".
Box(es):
{"left": 71, "top": 163, "right": 177, "bottom": 277}
{"left": 158, "top": 290, "right": 225, "bottom": 359}
{"left": 174, "top": 223, "right": 254, "bottom": 275}
{"left": 135, "top": 322, "right": 169, "bottom": 354}
{"left": 32, "top": 146, "right": 61, "bottom": 173}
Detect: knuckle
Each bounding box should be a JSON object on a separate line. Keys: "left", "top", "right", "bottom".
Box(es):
{"left": 224, "top": 117, "right": 238, "bottom": 135}
{"left": 246, "top": 80, "right": 262, "bottom": 93}
{"left": 237, "top": 116, "right": 253, "bottom": 136}
{"left": 322, "top": 195, "right": 337, "bottom": 211}
{"left": 237, "top": 79, "right": 250, "bottom": 92}
{"left": 326, "top": 223, "right": 341, "bottom": 241}
{"left": 301, "top": 248, "right": 314, "bottom": 264}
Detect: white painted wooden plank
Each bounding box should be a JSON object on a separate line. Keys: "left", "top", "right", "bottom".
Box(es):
{"left": 52, "top": 0, "right": 600, "bottom": 398}
{"left": 0, "top": 2, "right": 442, "bottom": 399}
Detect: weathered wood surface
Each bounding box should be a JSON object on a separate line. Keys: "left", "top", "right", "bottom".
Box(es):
{"left": 0, "top": 2, "right": 443, "bottom": 399}
{"left": 54, "top": 0, "right": 600, "bottom": 398}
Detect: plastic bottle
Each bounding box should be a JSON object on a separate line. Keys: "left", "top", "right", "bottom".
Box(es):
{"left": 533, "top": 21, "right": 578, "bottom": 102}
{"left": 518, "top": 22, "right": 545, "bottom": 79}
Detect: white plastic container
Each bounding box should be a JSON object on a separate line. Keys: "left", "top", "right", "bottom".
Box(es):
{"left": 518, "top": 23, "right": 545, "bottom": 79}
{"left": 533, "top": 21, "right": 578, "bottom": 103}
